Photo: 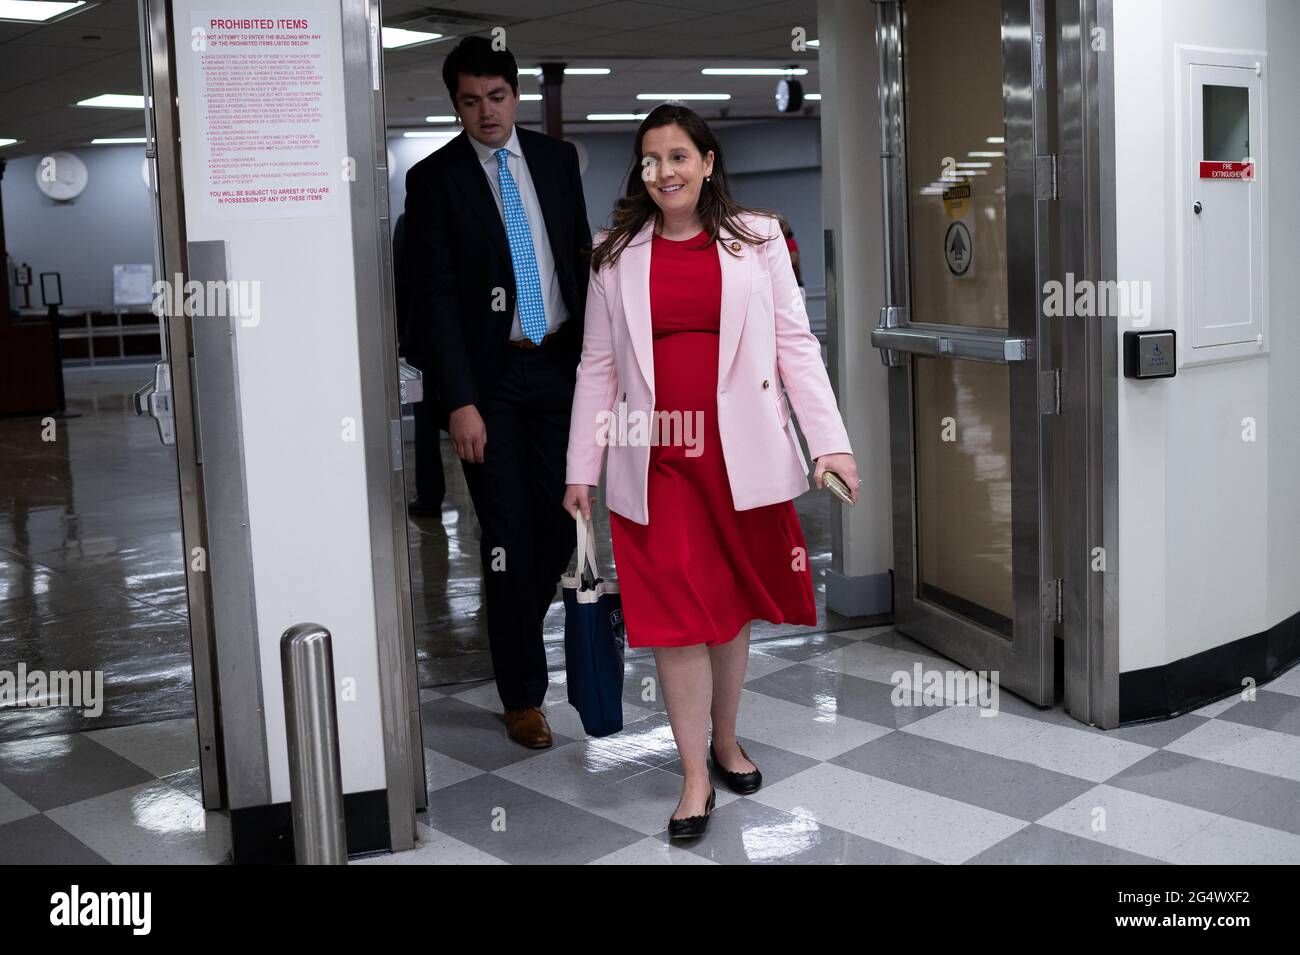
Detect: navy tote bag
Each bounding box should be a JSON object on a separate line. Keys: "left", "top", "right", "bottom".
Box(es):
{"left": 561, "top": 513, "right": 626, "bottom": 737}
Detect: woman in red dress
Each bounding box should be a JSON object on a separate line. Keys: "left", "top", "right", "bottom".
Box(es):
{"left": 563, "top": 105, "right": 859, "bottom": 839}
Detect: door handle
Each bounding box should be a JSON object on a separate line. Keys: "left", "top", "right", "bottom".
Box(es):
{"left": 398, "top": 358, "right": 423, "bottom": 405}
{"left": 134, "top": 360, "right": 176, "bottom": 446}
{"left": 875, "top": 305, "right": 908, "bottom": 367}
{"left": 870, "top": 324, "right": 1032, "bottom": 364}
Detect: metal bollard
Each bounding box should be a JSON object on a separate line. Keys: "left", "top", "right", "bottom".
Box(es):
{"left": 281, "top": 623, "right": 348, "bottom": 865}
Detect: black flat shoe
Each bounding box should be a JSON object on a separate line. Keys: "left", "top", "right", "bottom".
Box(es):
{"left": 667, "top": 786, "right": 716, "bottom": 839}
{"left": 711, "top": 741, "right": 762, "bottom": 794}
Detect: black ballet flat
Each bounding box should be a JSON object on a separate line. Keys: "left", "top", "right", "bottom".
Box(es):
{"left": 711, "top": 741, "right": 762, "bottom": 794}
{"left": 667, "top": 786, "right": 716, "bottom": 839}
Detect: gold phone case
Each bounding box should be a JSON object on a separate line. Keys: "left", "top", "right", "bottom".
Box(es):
{"left": 823, "top": 470, "right": 854, "bottom": 506}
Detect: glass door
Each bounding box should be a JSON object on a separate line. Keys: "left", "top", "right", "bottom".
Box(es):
{"left": 872, "top": 0, "right": 1057, "bottom": 704}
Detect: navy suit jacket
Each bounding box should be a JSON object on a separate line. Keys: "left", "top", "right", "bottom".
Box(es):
{"left": 402, "top": 127, "right": 592, "bottom": 427}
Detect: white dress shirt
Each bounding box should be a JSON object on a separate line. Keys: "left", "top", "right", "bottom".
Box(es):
{"left": 468, "top": 127, "right": 568, "bottom": 340}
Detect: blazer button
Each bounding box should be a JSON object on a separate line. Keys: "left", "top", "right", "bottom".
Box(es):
{"left": 761, "top": 379, "right": 769, "bottom": 390}
{"left": 730, "top": 241, "right": 741, "bottom": 252}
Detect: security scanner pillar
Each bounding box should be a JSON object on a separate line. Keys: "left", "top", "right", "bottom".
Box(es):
{"left": 137, "top": 0, "right": 422, "bottom": 861}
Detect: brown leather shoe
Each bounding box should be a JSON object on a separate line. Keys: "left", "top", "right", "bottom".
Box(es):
{"left": 504, "top": 706, "right": 553, "bottom": 749}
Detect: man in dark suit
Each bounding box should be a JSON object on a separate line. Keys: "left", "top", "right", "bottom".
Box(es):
{"left": 403, "top": 37, "right": 591, "bottom": 749}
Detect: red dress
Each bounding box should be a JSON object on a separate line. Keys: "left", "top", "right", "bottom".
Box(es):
{"left": 609, "top": 230, "right": 817, "bottom": 648}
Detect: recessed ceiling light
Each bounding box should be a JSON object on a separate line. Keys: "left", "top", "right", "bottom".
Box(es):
{"left": 967, "top": 150, "right": 1003, "bottom": 158}
{"left": 517, "top": 67, "right": 612, "bottom": 76}
{"left": 701, "top": 68, "right": 808, "bottom": 76}
{"left": 520, "top": 94, "right": 542, "bottom": 101}
{"left": 807, "top": 39, "right": 820, "bottom": 48}
{"left": 424, "top": 115, "right": 458, "bottom": 124}
{"left": 635, "top": 93, "right": 731, "bottom": 101}
{"left": 91, "top": 137, "right": 146, "bottom": 144}
{"left": 77, "top": 94, "right": 144, "bottom": 109}
{"left": 382, "top": 27, "right": 441, "bottom": 49}
{"left": 0, "top": 1, "right": 86, "bottom": 24}
{"left": 0, "top": 138, "right": 19, "bottom": 148}
{"left": 986, "top": 136, "right": 1005, "bottom": 144}
{"left": 956, "top": 161, "right": 992, "bottom": 168}
{"left": 587, "top": 113, "right": 648, "bottom": 121}
{"left": 805, "top": 93, "right": 821, "bottom": 101}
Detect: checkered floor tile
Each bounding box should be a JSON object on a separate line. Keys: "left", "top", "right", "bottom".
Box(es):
{"left": 5, "top": 626, "right": 1300, "bottom": 865}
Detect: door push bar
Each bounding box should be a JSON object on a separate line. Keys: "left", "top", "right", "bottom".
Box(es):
{"left": 872, "top": 306, "right": 1032, "bottom": 365}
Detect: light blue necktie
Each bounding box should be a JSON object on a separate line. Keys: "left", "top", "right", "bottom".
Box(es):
{"left": 494, "top": 147, "right": 547, "bottom": 345}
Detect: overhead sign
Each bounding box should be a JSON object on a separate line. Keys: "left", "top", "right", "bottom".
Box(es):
{"left": 1199, "top": 161, "right": 1254, "bottom": 180}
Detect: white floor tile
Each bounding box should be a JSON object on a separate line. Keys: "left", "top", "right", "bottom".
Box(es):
{"left": 832, "top": 625, "right": 897, "bottom": 641}
{"left": 744, "top": 650, "right": 804, "bottom": 681}
{"left": 46, "top": 779, "right": 230, "bottom": 864}
{"left": 736, "top": 688, "right": 893, "bottom": 761}
{"left": 450, "top": 677, "right": 657, "bottom": 738}
{"left": 803, "top": 640, "right": 979, "bottom": 700}
{"left": 1036, "top": 784, "right": 1219, "bottom": 860}
{"left": 1164, "top": 719, "right": 1300, "bottom": 781}
{"left": 83, "top": 717, "right": 200, "bottom": 777}
{"left": 903, "top": 706, "right": 1154, "bottom": 782}
{"left": 1259, "top": 665, "right": 1300, "bottom": 699}
{"left": 356, "top": 822, "right": 505, "bottom": 865}
{"left": 496, "top": 749, "right": 728, "bottom": 836}
{"left": 1190, "top": 694, "right": 1248, "bottom": 718}
{"left": 422, "top": 747, "right": 484, "bottom": 794}
{"left": 752, "top": 762, "right": 1027, "bottom": 865}
{"left": 589, "top": 836, "right": 719, "bottom": 864}
{"left": 1163, "top": 812, "right": 1300, "bottom": 865}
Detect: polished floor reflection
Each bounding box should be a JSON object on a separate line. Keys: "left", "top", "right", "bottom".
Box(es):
{"left": 5, "top": 634, "right": 1300, "bottom": 864}
{"left": 0, "top": 367, "right": 856, "bottom": 741}
{"left": 6, "top": 367, "right": 1300, "bottom": 864}
{"left": 0, "top": 367, "right": 194, "bottom": 741}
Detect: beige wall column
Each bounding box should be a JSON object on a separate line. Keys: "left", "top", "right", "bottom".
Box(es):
{"left": 817, "top": 0, "right": 893, "bottom": 617}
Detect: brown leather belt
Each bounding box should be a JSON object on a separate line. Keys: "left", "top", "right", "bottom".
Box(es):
{"left": 507, "top": 331, "right": 560, "bottom": 350}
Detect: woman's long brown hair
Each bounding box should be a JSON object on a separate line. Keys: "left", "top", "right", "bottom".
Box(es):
{"left": 590, "top": 103, "right": 771, "bottom": 272}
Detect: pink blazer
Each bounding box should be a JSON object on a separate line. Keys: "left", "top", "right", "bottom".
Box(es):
{"left": 565, "top": 212, "right": 852, "bottom": 525}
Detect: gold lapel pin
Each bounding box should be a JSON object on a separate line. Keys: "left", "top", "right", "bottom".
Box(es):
{"left": 730, "top": 241, "right": 741, "bottom": 252}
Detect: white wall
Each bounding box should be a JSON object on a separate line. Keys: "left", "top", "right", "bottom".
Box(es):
{"left": 1, "top": 147, "right": 156, "bottom": 308}
{"left": 1113, "top": 0, "right": 1299, "bottom": 673}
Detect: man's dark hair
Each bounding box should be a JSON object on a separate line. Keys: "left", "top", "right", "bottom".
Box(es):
{"left": 441, "top": 36, "right": 519, "bottom": 102}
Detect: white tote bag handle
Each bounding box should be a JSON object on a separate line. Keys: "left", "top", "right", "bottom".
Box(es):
{"left": 574, "top": 511, "right": 602, "bottom": 584}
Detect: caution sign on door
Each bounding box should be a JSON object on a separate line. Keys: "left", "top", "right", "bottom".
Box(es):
{"left": 941, "top": 181, "right": 971, "bottom": 220}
